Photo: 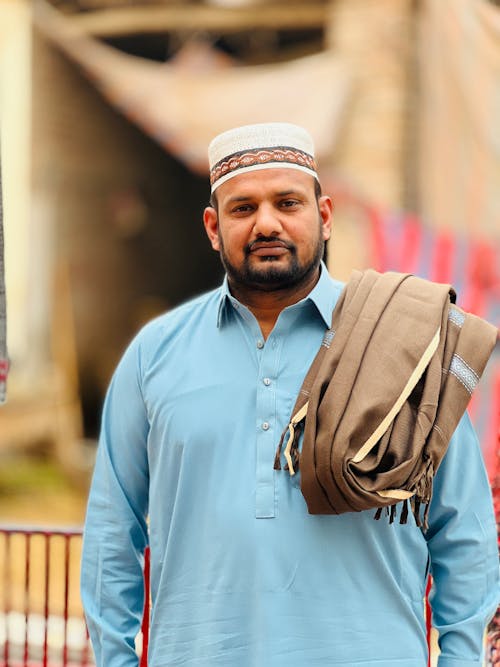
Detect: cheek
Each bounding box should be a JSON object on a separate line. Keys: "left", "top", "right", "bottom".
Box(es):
{"left": 219, "top": 227, "right": 248, "bottom": 258}
{"left": 293, "top": 227, "right": 322, "bottom": 253}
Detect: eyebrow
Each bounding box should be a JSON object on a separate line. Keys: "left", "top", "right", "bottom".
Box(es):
{"left": 227, "top": 196, "right": 253, "bottom": 204}
{"left": 276, "top": 190, "right": 304, "bottom": 197}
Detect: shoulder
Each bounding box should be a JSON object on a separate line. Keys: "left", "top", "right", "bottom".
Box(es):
{"left": 140, "top": 287, "right": 221, "bottom": 338}
{"left": 121, "top": 287, "right": 223, "bottom": 371}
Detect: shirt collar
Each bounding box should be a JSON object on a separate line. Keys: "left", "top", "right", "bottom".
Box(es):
{"left": 216, "top": 277, "right": 235, "bottom": 328}
{"left": 216, "top": 262, "right": 343, "bottom": 329}
{"left": 305, "top": 262, "right": 343, "bottom": 327}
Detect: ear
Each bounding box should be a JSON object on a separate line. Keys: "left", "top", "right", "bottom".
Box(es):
{"left": 203, "top": 206, "right": 220, "bottom": 251}
{"left": 318, "top": 195, "right": 333, "bottom": 242}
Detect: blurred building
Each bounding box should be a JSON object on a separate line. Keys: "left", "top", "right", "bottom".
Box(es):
{"left": 0, "top": 0, "right": 498, "bottom": 475}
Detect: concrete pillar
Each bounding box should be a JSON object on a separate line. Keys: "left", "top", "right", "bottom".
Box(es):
{"left": 324, "top": 0, "right": 414, "bottom": 210}
{"left": 323, "top": 0, "right": 415, "bottom": 281}
{"left": 0, "top": 0, "right": 33, "bottom": 377}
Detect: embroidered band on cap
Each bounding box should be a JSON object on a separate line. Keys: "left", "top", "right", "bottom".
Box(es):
{"left": 208, "top": 122, "right": 318, "bottom": 193}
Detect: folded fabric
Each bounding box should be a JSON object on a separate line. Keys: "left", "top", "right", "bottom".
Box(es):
{"left": 275, "top": 269, "right": 498, "bottom": 528}
{"left": 366, "top": 208, "right": 500, "bottom": 477}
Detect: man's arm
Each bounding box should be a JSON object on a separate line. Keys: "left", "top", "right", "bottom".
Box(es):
{"left": 80, "top": 336, "right": 150, "bottom": 667}
{"left": 426, "top": 414, "right": 500, "bottom": 667}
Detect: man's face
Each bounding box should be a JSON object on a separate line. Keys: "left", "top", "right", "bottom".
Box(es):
{"left": 203, "top": 168, "right": 332, "bottom": 292}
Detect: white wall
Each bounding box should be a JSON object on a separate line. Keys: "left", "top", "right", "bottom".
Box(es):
{"left": 0, "top": 0, "right": 33, "bottom": 377}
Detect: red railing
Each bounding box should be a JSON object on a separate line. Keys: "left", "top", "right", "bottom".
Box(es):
{"left": 0, "top": 526, "right": 150, "bottom": 667}
{"left": 4, "top": 524, "right": 493, "bottom": 666}
{"left": 486, "top": 420, "right": 500, "bottom": 665}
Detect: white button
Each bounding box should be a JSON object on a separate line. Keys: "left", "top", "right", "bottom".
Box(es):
{"left": 256, "top": 340, "right": 264, "bottom": 349}
{"left": 263, "top": 378, "right": 271, "bottom": 386}
{"left": 262, "top": 422, "right": 270, "bottom": 431}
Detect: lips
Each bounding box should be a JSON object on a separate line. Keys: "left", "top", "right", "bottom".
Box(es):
{"left": 247, "top": 240, "right": 291, "bottom": 257}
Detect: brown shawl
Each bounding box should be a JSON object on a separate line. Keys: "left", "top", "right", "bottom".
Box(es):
{"left": 274, "top": 269, "right": 498, "bottom": 528}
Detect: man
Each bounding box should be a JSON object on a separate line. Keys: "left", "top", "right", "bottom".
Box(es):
{"left": 81, "top": 123, "right": 499, "bottom": 666}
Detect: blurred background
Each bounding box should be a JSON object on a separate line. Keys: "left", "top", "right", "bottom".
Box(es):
{"left": 0, "top": 0, "right": 499, "bottom": 664}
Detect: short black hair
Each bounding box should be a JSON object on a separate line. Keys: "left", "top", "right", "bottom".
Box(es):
{"left": 314, "top": 178, "right": 322, "bottom": 198}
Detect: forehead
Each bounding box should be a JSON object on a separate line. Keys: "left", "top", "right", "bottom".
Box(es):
{"left": 215, "top": 168, "right": 315, "bottom": 205}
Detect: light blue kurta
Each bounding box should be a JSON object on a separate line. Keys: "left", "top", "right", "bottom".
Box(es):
{"left": 81, "top": 265, "right": 499, "bottom": 667}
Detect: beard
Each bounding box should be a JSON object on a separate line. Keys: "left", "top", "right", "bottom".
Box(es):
{"left": 218, "top": 222, "right": 325, "bottom": 293}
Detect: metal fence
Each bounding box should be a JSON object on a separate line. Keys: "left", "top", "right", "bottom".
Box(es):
{"left": 4, "top": 522, "right": 497, "bottom": 666}
{"left": 0, "top": 525, "right": 149, "bottom": 667}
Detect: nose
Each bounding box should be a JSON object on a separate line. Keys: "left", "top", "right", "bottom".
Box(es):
{"left": 253, "top": 202, "right": 283, "bottom": 237}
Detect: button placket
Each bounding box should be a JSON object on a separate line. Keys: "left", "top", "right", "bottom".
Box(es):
{"left": 255, "top": 337, "right": 280, "bottom": 519}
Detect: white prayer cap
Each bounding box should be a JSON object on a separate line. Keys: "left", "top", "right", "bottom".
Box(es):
{"left": 208, "top": 122, "right": 318, "bottom": 193}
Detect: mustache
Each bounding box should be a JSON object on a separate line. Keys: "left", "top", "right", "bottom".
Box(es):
{"left": 245, "top": 237, "right": 296, "bottom": 255}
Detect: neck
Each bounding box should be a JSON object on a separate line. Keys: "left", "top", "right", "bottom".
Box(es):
{"left": 228, "top": 267, "right": 321, "bottom": 339}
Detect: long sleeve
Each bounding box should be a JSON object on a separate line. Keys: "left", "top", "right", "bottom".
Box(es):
{"left": 80, "top": 336, "right": 150, "bottom": 667}
{"left": 426, "top": 414, "right": 499, "bottom": 666}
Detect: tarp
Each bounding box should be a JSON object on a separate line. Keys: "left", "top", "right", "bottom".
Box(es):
{"left": 33, "top": 0, "right": 351, "bottom": 175}
{"left": 418, "top": 0, "right": 500, "bottom": 239}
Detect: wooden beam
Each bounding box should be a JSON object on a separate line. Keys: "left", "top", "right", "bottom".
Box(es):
{"left": 67, "top": 3, "right": 327, "bottom": 37}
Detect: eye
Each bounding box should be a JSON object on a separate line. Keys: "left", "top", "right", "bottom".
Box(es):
{"left": 231, "top": 204, "right": 254, "bottom": 215}
{"left": 279, "top": 199, "right": 300, "bottom": 209}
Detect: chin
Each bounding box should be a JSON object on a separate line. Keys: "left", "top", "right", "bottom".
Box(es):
{"left": 247, "top": 266, "right": 307, "bottom": 289}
